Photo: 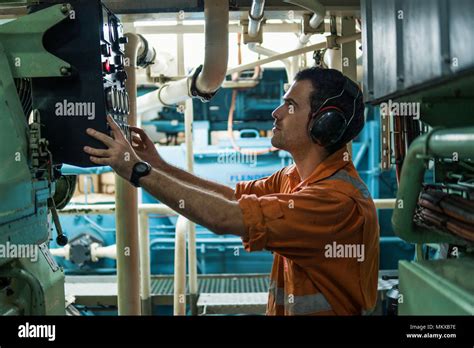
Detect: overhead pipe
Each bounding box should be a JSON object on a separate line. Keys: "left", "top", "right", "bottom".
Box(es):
{"left": 392, "top": 127, "right": 474, "bottom": 244}
{"left": 247, "top": 42, "right": 292, "bottom": 82}
{"left": 227, "top": 33, "right": 361, "bottom": 76}
{"left": 137, "top": 0, "right": 229, "bottom": 113}
{"left": 283, "top": 0, "right": 326, "bottom": 78}
{"left": 248, "top": 0, "right": 265, "bottom": 38}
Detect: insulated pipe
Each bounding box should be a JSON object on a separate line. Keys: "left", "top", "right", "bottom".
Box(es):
{"left": 227, "top": 33, "right": 361, "bottom": 76}
{"left": 174, "top": 215, "right": 188, "bottom": 315}
{"left": 248, "top": 42, "right": 292, "bottom": 82}
{"left": 90, "top": 243, "right": 117, "bottom": 261}
{"left": 49, "top": 244, "right": 70, "bottom": 260}
{"left": 195, "top": 0, "right": 229, "bottom": 94}
{"left": 392, "top": 127, "right": 474, "bottom": 244}
{"left": 58, "top": 203, "right": 175, "bottom": 215}
{"left": 137, "top": 0, "right": 229, "bottom": 112}
{"left": 184, "top": 98, "right": 198, "bottom": 315}
{"left": 115, "top": 32, "right": 141, "bottom": 315}
{"left": 248, "top": 0, "right": 265, "bottom": 38}
{"left": 139, "top": 211, "right": 152, "bottom": 315}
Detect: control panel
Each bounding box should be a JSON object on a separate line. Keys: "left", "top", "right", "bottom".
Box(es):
{"left": 30, "top": 0, "right": 131, "bottom": 167}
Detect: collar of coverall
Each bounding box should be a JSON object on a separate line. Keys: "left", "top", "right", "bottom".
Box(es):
{"left": 285, "top": 146, "right": 351, "bottom": 188}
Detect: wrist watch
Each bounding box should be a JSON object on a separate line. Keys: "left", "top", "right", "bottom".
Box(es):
{"left": 130, "top": 161, "right": 152, "bottom": 187}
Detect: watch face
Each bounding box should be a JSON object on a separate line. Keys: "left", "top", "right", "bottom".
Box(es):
{"left": 135, "top": 162, "right": 149, "bottom": 174}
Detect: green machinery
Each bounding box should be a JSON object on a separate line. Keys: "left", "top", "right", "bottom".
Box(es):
{"left": 0, "top": 4, "right": 74, "bottom": 315}
{"left": 363, "top": 0, "right": 474, "bottom": 315}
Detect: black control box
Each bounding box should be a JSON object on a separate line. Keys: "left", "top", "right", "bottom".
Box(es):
{"left": 30, "top": 0, "right": 130, "bottom": 167}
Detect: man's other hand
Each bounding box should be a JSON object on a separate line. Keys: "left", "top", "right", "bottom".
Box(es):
{"left": 84, "top": 115, "right": 140, "bottom": 180}
{"left": 129, "top": 126, "right": 164, "bottom": 168}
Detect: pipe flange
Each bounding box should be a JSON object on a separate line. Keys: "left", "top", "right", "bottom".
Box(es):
{"left": 189, "top": 64, "right": 217, "bottom": 102}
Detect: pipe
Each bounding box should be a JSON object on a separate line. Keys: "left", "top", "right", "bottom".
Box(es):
{"left": 392, "top": 127, "right": 474, "bottom": 244}
{"left": 137, "top": 0, "right": 229, "bottom": 113}
{"left": 174, "top": 215, "right": 188, "bottom": 315}
{"left": 195, "top": 0, "right": 229, "bottom": 94}
{"left": 90, "top": 243, "right": 117, "bottom": 262}
{"left": 248, "top": 42, "right": 292, "bottom": 82}
{"left": 184, "top": 98, "right": 198, "bottom": 315}
{"left": 248, "top": 0, "right": 265, "bottom": 38}
{"left": 115, "top": 32, "right": 141, "bottom": 315}
{"left": 49, "top": 244, "right": 70, "bottom": 260}
{"left": 58, "top": 203, "right": 176, "bottom": 215}
{"left": 139, "top": 211, "right": 152, "bottom": 315}
{"left": 226, "top": 33, "right": 361, "bottom": 76}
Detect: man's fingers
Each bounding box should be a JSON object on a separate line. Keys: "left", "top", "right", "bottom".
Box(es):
{"left": 83, "top": 146, "right": 110, "bottom": 157}
{"left": 107, "top": 115, "right": 126, "bottom": 141}
{"left": 129, "top": 126, "right": 151, "bottom": 142}
{"left": 86, "top": 128, "right": 115, "bottom": 147}
{"left": 89, "top": 156, "right": 109, "bottom": 165}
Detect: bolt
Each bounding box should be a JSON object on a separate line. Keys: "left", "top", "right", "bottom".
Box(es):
{"left": 60, "top": 4, "right": 71, "bottom": 14}
{"left": 60, "top": 66, "right": 70, "bottom": 75}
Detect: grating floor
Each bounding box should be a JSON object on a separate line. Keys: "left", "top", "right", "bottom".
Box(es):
{"left": 150, "top": 274, "right": 270, "bottom": 295}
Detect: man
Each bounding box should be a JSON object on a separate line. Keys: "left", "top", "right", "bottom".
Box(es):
{"left": 84, "top": 67, "right": 379, "bottom": 315}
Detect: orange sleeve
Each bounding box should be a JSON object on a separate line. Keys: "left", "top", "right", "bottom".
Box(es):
{"left": 234, "top": 167, "right": 286, "bottom": 199}
{"left": 238, "top": 188, "right": 364, "bottom": 265}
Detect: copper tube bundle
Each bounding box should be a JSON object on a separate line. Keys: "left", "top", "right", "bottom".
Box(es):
{"left": 415, "top": 188, "right": 474, "bottom": 242}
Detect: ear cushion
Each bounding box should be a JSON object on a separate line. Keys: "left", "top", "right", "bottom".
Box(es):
{"left": 309, "top": 107, "right": 347, "bottom": 147}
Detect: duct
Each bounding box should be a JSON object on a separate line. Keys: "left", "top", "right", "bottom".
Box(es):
{"left": 136, "top": 0, "right": 229, "bottom": 114}
{"left": 248, "top": 0, "right": 265, "bottom": 38}
{"left": 392, "top": 127, "right": 474, "bottom": 244}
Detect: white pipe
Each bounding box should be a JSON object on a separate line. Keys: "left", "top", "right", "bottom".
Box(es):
{"left": 174, "top": 215, "right": 188, "bottom": 315}
{"left": 139, "top": 211, "right": 152, "bottom": 315}
{"left": 90, "top": 243, "right": 117, "bottom": 262}
{"left": 135, "top": 23, "right": 299, "bottom": 35}
{"left": 58, "top": 203, "right": 176, "bottom": 215}
{"left": 49, "top": 245, "right": 70, "bottom": 260}
{"left": 248, "top": 0, "right": 265, "bottom": 38}
{"left": 116, "top": 32, "right": 141, "bottom": 315}
{"left": 196, "top": 0, "right": 229, "bottom": 94}
{"left": 248, "top": 43, "right": 292, "bottom": 82}
{"left": 137, "top": 0, "right": 229, "bottom": 113}
{"left": 184, "top": 98, "right": 198, "bottom": 314}
{"left": 226, "top": 33, "right": 361, "bottom": 76}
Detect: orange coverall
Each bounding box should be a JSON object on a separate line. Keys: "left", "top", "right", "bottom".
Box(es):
{"left": 235, "top": 146, "right": 379, "bottom": 315}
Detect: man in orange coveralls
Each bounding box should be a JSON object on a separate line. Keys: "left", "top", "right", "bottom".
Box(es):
{"left": 84, "top": 67, "right": 379, "bottom": 316}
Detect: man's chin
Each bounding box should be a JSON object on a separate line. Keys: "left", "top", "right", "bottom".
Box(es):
{"left": 270, "top": 136, "right": 284, "bottom": 150}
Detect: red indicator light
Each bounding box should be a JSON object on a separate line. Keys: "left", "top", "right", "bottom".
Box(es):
{"left": 103, "top": 59, "right": 111, "bottom": 73}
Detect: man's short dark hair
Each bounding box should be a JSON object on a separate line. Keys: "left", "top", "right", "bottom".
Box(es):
{"left": 294, "top": 67, "right": 365, "bottom": 154}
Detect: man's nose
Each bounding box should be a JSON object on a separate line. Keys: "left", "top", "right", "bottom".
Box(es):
{"left": 272, "top": 104, "right": 283, "bottom": 120}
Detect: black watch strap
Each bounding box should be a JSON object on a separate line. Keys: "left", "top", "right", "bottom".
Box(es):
{"left": 130, "top": 161, "right": 152, "bottom": 187}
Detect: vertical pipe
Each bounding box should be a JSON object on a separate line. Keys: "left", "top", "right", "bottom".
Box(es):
{"left": 115, "top": 33, "right": 141, "bottom": 315}
{"left": 184, "top": 98, "right": 198, "bottom": 315}
{"left": 139, "top": 211, "right": 152, "bottom": 315}
{"left": 174, "top": 215, "right": 188, "bottom": 315}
